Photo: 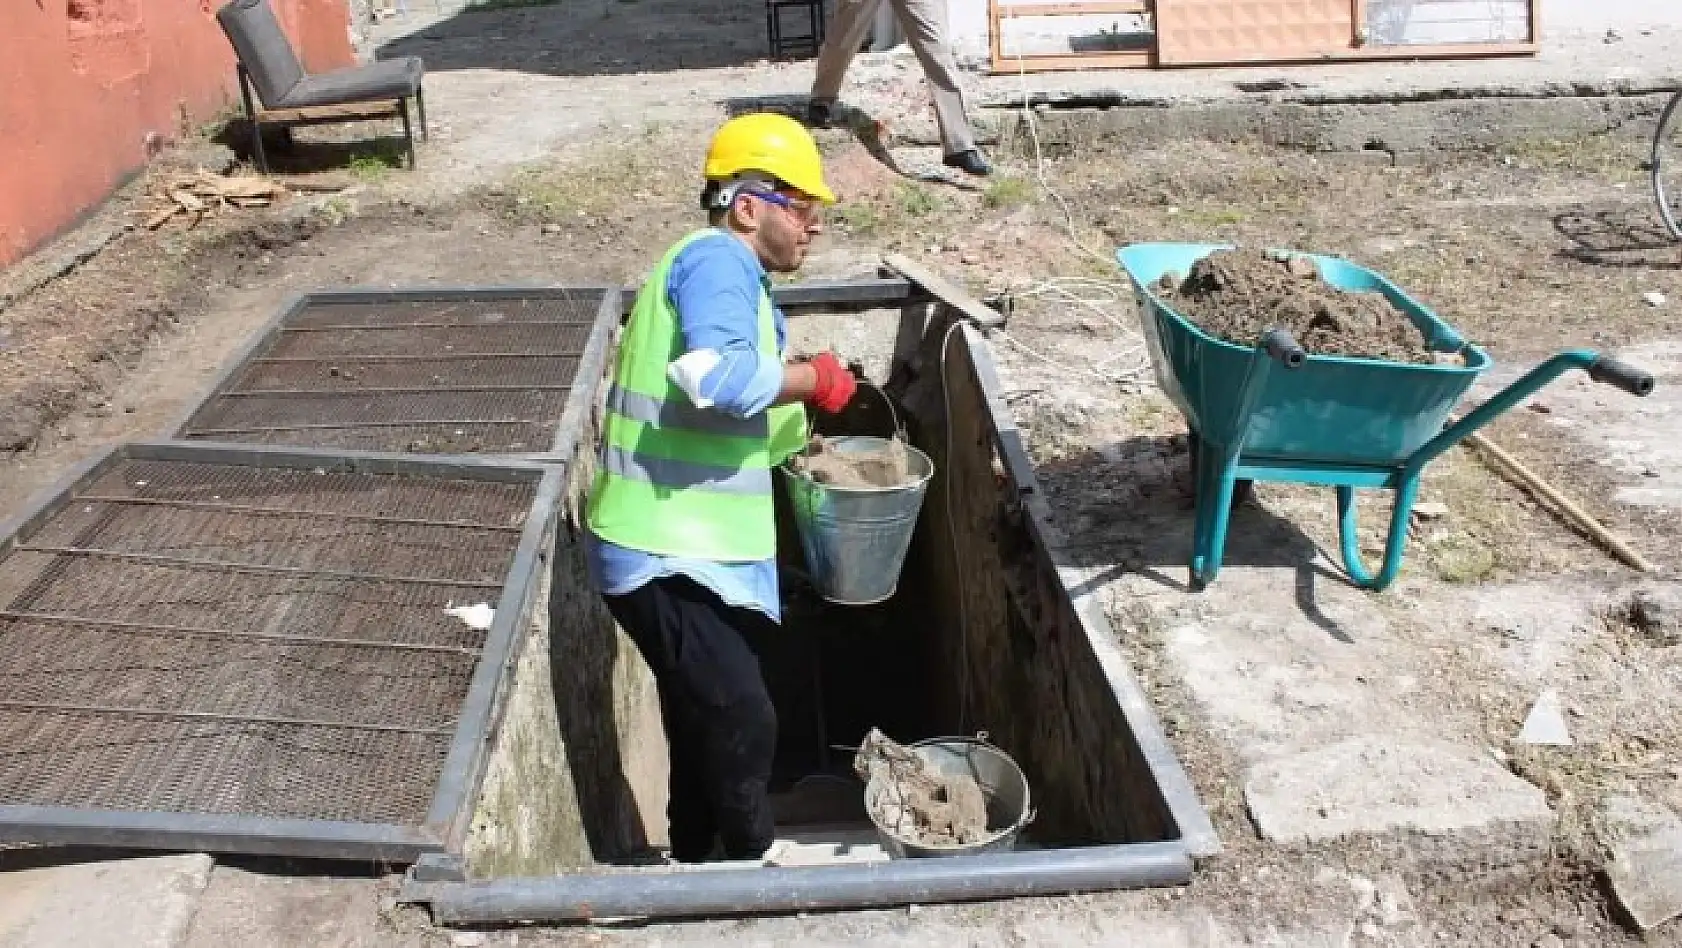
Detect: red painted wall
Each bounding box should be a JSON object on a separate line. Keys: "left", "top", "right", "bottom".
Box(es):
{"left": 0, "top": 0, "right": 354, "bottom": 267}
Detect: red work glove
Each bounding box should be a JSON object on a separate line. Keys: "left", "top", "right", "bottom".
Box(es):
{"left": 806, "top": 351, "right": 858, "bottom": 415}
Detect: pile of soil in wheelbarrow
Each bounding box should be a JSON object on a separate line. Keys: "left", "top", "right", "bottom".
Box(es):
{"left": 791, "top": 435, "right": 916, "bottom": 488}
{"left": 854, "top": 729, "right": 991, "bottom": 847}
{"left": 1156, "top": 248, "right": 1433, "bottom": 365}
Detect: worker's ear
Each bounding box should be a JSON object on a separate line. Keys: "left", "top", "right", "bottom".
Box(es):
{"left": 726, "top": 193, "right": 762, "bottom": 234}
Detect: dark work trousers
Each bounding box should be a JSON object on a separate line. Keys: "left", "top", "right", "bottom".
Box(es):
{"left": 603, "top": 574, "right": 779, "bottom": 862}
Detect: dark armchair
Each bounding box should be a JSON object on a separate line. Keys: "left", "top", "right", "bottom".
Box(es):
{"left": 216, "top": 0, "right": 426, "bottom": 173}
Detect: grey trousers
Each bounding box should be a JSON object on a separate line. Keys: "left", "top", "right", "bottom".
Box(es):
{"left": 809, "top": 0, "right": 977, "bottom": 155}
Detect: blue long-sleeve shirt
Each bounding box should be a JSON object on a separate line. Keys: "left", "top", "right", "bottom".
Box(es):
{"left": 585, "top": 229, "right": 788, "bottom": 622}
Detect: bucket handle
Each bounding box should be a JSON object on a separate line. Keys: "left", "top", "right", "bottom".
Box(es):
{"left": 860, "top": 379, "right": 904, "bottom": 439}
{"left": 796, "top": 379, "right": 905, "bottom": 460}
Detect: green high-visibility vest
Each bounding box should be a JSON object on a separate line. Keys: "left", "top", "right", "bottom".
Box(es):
{"left": 585, "top": 229, "right": 808, "bottom": 562}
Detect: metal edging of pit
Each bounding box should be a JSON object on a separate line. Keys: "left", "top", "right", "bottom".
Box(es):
{"left": 0, "top": 440, "right": 565, "bottom": 864}
{"left": 166, "top": 285, "right": 623, "bottom": 463}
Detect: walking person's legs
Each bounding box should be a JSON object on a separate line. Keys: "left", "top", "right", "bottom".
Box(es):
{"left": 604, "top": 574, "right": 779, "bottom": 862}
{"left": 889, "top": 0, "right": 990, "bottom": 174}
{"left": 808, "top": 0, "right": 886, "bottom": 125}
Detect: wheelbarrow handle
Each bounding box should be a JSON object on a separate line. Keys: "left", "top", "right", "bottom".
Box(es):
{"left": 1589, "top": 356, "right": 1656, "bottom": 397}
{"left": 1260, "top": 328, "right": 1307, "bottom": 369}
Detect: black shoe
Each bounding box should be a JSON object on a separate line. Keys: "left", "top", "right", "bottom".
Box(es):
{"left": 806, "top": 99, "right": 839, "bottom": 129}
{"left": 943, "top": 149, "right": 992, "bottom": 176}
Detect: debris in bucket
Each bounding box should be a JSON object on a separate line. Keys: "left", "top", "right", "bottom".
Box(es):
{"left": 1155, "top": 247, "right": 1433, "bottom": 365}
{"left": 792, "top": 435, "right": 916, "bottom": 488}
{"left": 853, "top": 728, "right": 990, "bottom": 847}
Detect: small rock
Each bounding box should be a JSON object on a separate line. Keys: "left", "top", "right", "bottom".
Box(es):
{"left": 1604, "top": 29, "right": 1623, "bottom": 43}
{"left": 541, "top": 223, "right": 562, "bottom": 236}
{"left": 1412, "top": 501, "right": 1449, "bottom": 521}
{"left": 1533, "top": 934, "right": 1564, "bottom": 948}
{"left": 1286, "top": 255, "right": 1319, "bottom": 279}
{"left": 1518, "top": 689, "right": 1573, "bottom": 745}
{"left": 1359, "top": 921, "right": 1381, "bottom": 938}
{"left": 1643, "top": 291, "right": 1666, "bottom": 308}
{"left": 451, "top": 933, "right": 487, "bottom": 948}
{"left": 1552, "top": 915, "right": 1585, "bottom": 939}
{"left": 1619, "top": 586, "right": 1682, "bottom": 646}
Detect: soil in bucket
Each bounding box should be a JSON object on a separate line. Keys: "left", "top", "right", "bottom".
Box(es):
{"left": 854, "top": 729, "right": 991, "bottom": 847}
{"left": 1155, "top": 247, "right": 1433, "bottom": 365}
{"left": 790, "top": 434, "right": 917, "bottom": 489}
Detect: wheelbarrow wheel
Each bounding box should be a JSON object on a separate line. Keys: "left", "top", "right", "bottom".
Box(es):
{"left": 1187, "top": 434, "right": 1254, "bottom": 509}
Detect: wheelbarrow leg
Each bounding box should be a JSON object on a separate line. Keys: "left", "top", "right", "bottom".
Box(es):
{"left": 1190, "top": 328, "right": 1308, "bottom": 590}
{"left": 1190, "top": 435, "right": 1243, "bottom": 589}
{"left": 1335, "top": 476, "right": 1422, "bottom": 591}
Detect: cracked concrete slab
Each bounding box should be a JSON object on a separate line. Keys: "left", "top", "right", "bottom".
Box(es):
{"left": 180, "top": 865, "right": 413, "bottom": 948}
{"left": 1600, "top": 794, "right": 1682, "bottom": 932}
{"left": 0, "top": 853, "right": 212, "bottom": 948}
{"left": 1244, "top": 737, "right": 1552, "bottom": 845}
{"left": 1142, "top": 565, "right": 1555, "bottom": 845}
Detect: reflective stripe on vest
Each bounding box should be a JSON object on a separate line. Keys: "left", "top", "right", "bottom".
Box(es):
{"left": 604, "top": 382, "right": 770, "bottom": 439}
{"left": 584, "top": 229, "right": 807, "bottom": 563}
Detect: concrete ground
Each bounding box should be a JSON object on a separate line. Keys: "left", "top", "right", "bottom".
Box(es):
{"left": 4, "top": 3, "right": 1682, "bottom": 946}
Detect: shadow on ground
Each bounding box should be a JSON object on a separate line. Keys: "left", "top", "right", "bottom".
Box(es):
{"left": 211, "top": 121, "right": 417, "bottom": 176}
{"left": 1554, "top": 206, "right": 1682, "bottom": 270}
{"left": 376, "top": 0, "right": 803, "bottom": 78}
{"left": 1038, "top": 434, "right": 1368, "bottom": 642}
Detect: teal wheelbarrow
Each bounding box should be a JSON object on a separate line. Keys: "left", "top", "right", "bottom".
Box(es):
{"left": 1116, "top": 242, "right": 1657, "bottom": 592}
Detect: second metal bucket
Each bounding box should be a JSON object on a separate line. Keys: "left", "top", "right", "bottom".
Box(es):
{"left": 780, "top": 435, "right": 935, "bottom": 606}
{"left": 863, "top": 737, "right": 1033, "bottom": 859}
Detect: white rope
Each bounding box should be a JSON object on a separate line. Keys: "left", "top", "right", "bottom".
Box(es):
{"left": 956, "top": 51, "right": 1154, "bottom": 384}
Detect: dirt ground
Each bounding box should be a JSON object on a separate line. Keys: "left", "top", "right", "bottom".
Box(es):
{"left": 4, "top": 76, "right": 1682, "bottom": 946}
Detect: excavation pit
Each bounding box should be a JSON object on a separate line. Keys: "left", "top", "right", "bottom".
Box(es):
{"left": 407, "top": 279, "right": 1215, "bottom": 923}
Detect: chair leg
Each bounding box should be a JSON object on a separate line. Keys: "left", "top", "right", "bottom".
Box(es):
{"left": 237, "top": 67, "right": 269, "bottom": 174}
{"left": 416, "top": 87, "right": 428, "bottom": 141}
{"left": 399, "top": 98, "right": 417, "bottom": 169}
{"left": 251, "top": 120, "right": 269, "bottom": 175}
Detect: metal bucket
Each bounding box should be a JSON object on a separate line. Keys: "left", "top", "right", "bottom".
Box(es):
{"left": 863, "top": 737, "right": 1033, "bottom": 859}
{"left": 779, "top": 435, "right": 935, "bottom": 606}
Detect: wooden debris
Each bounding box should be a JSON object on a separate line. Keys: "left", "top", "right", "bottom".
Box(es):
{"left": 134, "top": 168, "right": 328, "bottom": 230}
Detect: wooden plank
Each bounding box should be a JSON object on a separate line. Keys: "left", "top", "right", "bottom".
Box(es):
{"left": 881, "top": 254, "right": 1006, "bottom": 329}
{"left": 988, "top": 50, "right": 1153, "bottom": 73}
{"left": 1322, "top": 41, "right": 1538, "bottom": 59}
{"left": 255, "top": 101, "right": 400, "bottom": 124}
{"left": 995, "top": 1, "right": 1149, "bottom": 17}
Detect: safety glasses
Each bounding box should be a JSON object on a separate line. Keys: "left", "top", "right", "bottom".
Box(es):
{"left": 748, "top": 189, "right": 825, "bottom": 225}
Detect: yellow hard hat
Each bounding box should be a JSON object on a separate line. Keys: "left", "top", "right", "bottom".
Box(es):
{"left": 703, "top": 112, "right": 836, "bottom": 205}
